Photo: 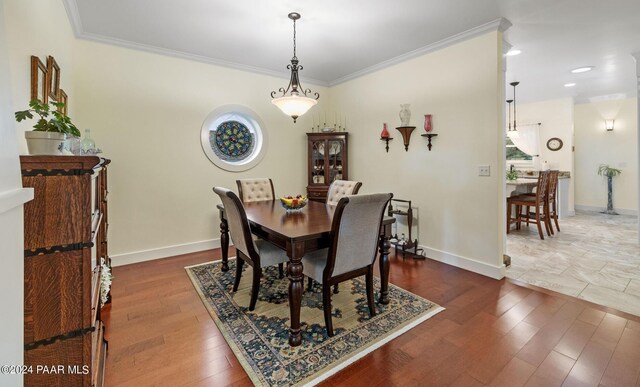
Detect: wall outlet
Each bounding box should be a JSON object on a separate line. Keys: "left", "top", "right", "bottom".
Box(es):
{"left": 479, "top": 165, "right": 490, "bottom": 176}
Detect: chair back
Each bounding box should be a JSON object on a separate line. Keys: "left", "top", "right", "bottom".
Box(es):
{"left": 535, "top": 171, "right": 550, "bottom": 205}
{"left": 213, "top": 187, "right": 257, "bottom": 259}
{"left": 548, "top": 170, "right": 559, "bottom": 201}
{"left": 236, "top": 178, "right": 275, "bottom": 203}
{"left": 325, "top": 193, "right": 393, "bottom": 278}
{"left": 326, "top": 180, "right": 362, "bottom": 206}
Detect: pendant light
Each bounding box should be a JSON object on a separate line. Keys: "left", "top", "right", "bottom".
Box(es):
{"left": 506, "top": 81, "right": 519, "bottom": 138}
{"left": 271, "top": 12, "right": 319, "bottom": 123}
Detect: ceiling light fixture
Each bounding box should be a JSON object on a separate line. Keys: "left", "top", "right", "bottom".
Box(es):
{"left": 605, "top": 119, "right": 614, "bottom": 131}
{"left": 564, "top": 83, "right": 576, "bottom": 87}
{"left": 270, "top": 12, "right": 319, "bottom": 123}
{"left": 571, "top": 66, "right": 594, "bottom": 74}
{"left": 506, "top": 49, "right": 522, "bottom": 56}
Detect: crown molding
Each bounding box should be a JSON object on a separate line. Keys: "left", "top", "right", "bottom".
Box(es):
{"left": 62, "top": 0, "right": 510, "bottom": 88}
{"left": 329, "top": 18, "right": 512, "bottom": 86}
{"left": 60, "top": 0, "right": 328, "bottom": 87}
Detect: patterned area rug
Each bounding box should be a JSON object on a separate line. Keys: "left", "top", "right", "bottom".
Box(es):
{"left": 186, "top": 259, "right": 443, "bottom": 386}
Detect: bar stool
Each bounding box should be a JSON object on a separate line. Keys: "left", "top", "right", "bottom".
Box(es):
{"left": 507, "top": 171, "right": 551, "bottom": 240}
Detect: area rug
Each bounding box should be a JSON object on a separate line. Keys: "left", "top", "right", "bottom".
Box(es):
{"left": 185, "top": 258, "right": 443, "bottom": 386}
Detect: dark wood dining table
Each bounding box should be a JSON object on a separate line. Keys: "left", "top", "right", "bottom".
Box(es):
{"left": 217, "top": 199, "right": 395, "bottom": 346}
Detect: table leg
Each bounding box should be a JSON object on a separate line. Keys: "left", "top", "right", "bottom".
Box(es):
{"left": 378, "top": 226, "right": 391, "bottom": 305}
{"left": 288, "top": 243, "right": 305, "bottom": 346}
{"left": 220, "top": 217, "right": 229, "bottom": 272}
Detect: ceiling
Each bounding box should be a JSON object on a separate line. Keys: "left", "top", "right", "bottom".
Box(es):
{"left": 66, "top": 0, "right": 640, "bottom": 103}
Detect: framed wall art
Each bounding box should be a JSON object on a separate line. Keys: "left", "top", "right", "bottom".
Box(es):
{"left": 30, "top": 55, "right": 47, "bottom": 103}
{"left": 46, "top": 55, "right": 60, "bottom": 101}
{"left": 58, "top": 89, "right": 68, "bottom": 115}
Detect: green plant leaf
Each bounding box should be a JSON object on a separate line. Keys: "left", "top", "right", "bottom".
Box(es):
{"left": 15, "top": 110, "right": 33, "bottom": 122}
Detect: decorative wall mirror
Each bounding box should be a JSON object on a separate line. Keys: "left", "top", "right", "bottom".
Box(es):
{"left": 200, "top": 105, "right": 268, "bottom": 172}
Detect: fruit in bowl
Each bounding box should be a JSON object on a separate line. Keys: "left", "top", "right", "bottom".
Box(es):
{"left": 280, "top": 195, "right": 308, "bottom": 210}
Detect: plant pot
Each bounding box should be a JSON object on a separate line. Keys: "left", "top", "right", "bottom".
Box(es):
{"left": 25, "top": 131, "right": 66, "bottom": 155}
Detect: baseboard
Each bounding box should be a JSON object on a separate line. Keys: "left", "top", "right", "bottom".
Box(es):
{"left": 575, "top": 204, "right": 638, "bottom": 216}
{"left": 418, "top": 244, "right": 506, "bottom": 280}
{"left": 111, "top": 239, "right": 221, "bottom": 267}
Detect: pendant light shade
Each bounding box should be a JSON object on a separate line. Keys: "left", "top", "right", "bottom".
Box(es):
{"left": 271, "top": 12, "right": 319, "bottom": 123}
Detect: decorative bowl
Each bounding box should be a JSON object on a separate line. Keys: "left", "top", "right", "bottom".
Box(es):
{"left": 280, "top": 195, "right": 308, "bottom": 211}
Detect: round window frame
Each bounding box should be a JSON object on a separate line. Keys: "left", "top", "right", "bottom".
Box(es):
{"left": 200, "top": 105, "right": 268, "bottom": 172}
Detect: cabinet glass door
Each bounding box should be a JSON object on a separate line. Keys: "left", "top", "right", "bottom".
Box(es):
{"left": 327, "top": 139, "right": 344, "bottom": 183}
{"left": 311, "top": 140, "right": 325, "bottom": 185}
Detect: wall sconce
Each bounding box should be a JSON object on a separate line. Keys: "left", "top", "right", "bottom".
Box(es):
{"left": 605, "top": 119, "right": 614, "bottom": 131}
{"left": 380, "top": 123, "right": 393, "bottom": 152}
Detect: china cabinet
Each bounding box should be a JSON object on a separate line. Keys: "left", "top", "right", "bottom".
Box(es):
{"left": 306, "top": 132, "right": 349, "bottom": 202}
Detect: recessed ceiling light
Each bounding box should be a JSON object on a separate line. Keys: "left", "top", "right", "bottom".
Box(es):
{"left": 564, "top": 83, "right": 576, "bottom": 87}
{"left": 506, "top": 49, "right": 522, "bottom": 56}
{"left": 571, "top": 66, "right": 594, "bottom": 73}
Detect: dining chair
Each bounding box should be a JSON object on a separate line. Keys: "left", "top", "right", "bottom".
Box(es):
{"left": 301, "top": 192, "right": 393, "bottom": 337}
{"left": 236, "top": 178, "right": 284, "bottom": 278}
{"left": 507, "top": 171, "right": 551, "bottom": 240}
{"left": 522, "top": 170, "right": 560, "bottom": 234}
{"left": 236, "top": 178, "right": 275, "bottom": 203}
{"left": 326, "top": 180, "right": 362, "bottom": 206}
{"left": 213, "top": 187, "right": 288, "bottom": 311}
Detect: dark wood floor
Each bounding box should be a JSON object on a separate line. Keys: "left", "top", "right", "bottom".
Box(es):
{"left": 103, "top": 249, "right": 640, "bottom": 386}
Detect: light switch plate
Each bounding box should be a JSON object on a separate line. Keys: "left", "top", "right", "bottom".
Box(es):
{"left": 479, "top": 165, "right": 490, "bottom": 176}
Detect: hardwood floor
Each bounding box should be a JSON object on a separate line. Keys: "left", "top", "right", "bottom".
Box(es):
{"left": 103, "top": 249, "right": 640, "bottom": 386}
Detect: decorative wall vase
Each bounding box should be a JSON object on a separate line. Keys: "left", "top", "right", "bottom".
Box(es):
{"left": 399, "top": 104, "right": 411, "bottom": 126}
{"left": 424, "top": 114, "right": 433, "bottom": 132}
{"left": 380, "top": 123, "right": 390, "bottom": 139}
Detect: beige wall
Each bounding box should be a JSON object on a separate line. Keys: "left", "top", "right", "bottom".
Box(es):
{"left": 514, "top": 98, "right": 575, "bottom": 212}
{"left": 574, "top": 97, "right": 638, "bottom": 213}
{"left": 72, "top": 39, "right": 329, "bottom": 262}
{"left": 328, "top": 32, "right": 506, "bottom": 277}
{"left": 5, "top": 0, "right": 76, "bottom": 151}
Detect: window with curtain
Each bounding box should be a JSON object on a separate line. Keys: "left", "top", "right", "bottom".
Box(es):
{"left": 506, "top": 137, "right": 532, "bottom": 161}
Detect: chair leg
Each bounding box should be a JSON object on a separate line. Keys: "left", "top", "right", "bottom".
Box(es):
{"left": 506, "top": 201, "right": 512, "bottom": 234}
{"left": 233, "top": 258, "right": 244, "bottom": 292}
{"left": 307, "top": 277, "right": 313, "bottom": 291}
{"left": 333, "top": 284, "right": 339, "bottom": 294}
{"left": 278, "top": 263, "right": 284, "bottom": 279}
{"left": 249, "top": 266, "right": 262, "bottom": 311}
{"left": 535, "top": 210, "right": 544, "bottom": 240}
{"left": 546, "top": 203, "right": 554, "bottom": 235}
{"left": 366, "top": 268, "right": 376, "bottom": 318}
{"left": 525, "top": 206, "right": 530, "bottom": 226}
{"left": 323, "top": 283, "right": 334, "bottom": 337}
{"left": 553, "top": 202, "right": 560, "bottom": 231}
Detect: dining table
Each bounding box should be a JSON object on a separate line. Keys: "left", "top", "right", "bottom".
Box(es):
{"left": 217, "top": 199, "right": 395, "bottom": 346}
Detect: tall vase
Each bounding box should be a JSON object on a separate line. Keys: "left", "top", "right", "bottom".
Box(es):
{"left": 424, "top": 114, "right": 433, "bottom": 132}
{"left": 380, "top": 123, "right": 390, "bottom": 139}
{"left": 399, "top": 104, "right": 411, "bottom": 127}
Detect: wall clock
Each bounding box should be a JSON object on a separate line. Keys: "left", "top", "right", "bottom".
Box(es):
{"left": 546, "top": 137, "right": 563, "bottom": 151}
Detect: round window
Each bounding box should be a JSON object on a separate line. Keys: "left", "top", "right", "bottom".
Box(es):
{"left": 200, "top": 105, "right": 267, "bottom": 172}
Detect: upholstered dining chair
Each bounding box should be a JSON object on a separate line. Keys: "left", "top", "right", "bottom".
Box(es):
{"left": 213, "top": 187, "right": 288, "bottom": 311}
{"left": 326, "top": 180, "right": 362, "bottom": 206}
{"left": 301, "top": 192, "right": 393, "bottom": 337}
{"left": 236, "top": 178, "right": 284, "bottom": 278}
{"left": 236, "top": 178, "right": 275, "bottom": 203}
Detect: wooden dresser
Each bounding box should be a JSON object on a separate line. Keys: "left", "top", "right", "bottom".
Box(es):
{"left": 20, "top": 156, "right": 110, "bottom": 387}
{"left": 306, "top": 132, "right": 349, "bottom": 202}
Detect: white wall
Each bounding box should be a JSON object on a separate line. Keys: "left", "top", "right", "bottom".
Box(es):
{"left": 574, "top": 97, "right": 638, "bottom": 213}
{"left": 4, "top": 0, "right": 76, "bottom": 152}
{"left": 71, "top": 39, "right": 329, "bottom": 264}
{"left": 514, "top": 98, "right": 575, "bottom": 212}
{"left": 328, "top": 32, "right": 506, "bottom": 278}
{"left": 0, "top": 2, "right": 33, "bottom": 385}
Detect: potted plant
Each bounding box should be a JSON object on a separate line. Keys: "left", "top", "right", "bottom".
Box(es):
{"left": 597, "top": 164, "right": 622, "bottom": 215}
{"left": 15, "top": 99, "right": 81, "bottom": 155}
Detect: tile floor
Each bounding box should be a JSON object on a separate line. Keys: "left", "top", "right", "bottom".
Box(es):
{"left": 506, "top": 210, "right": 640, "bottom": 316}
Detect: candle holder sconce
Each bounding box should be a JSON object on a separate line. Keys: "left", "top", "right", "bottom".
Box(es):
{"left": 421, "top": 133, "right": 438, "bottom": 151}
{"left": 380, "top": 137, "right": 394, "bottom": 152}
